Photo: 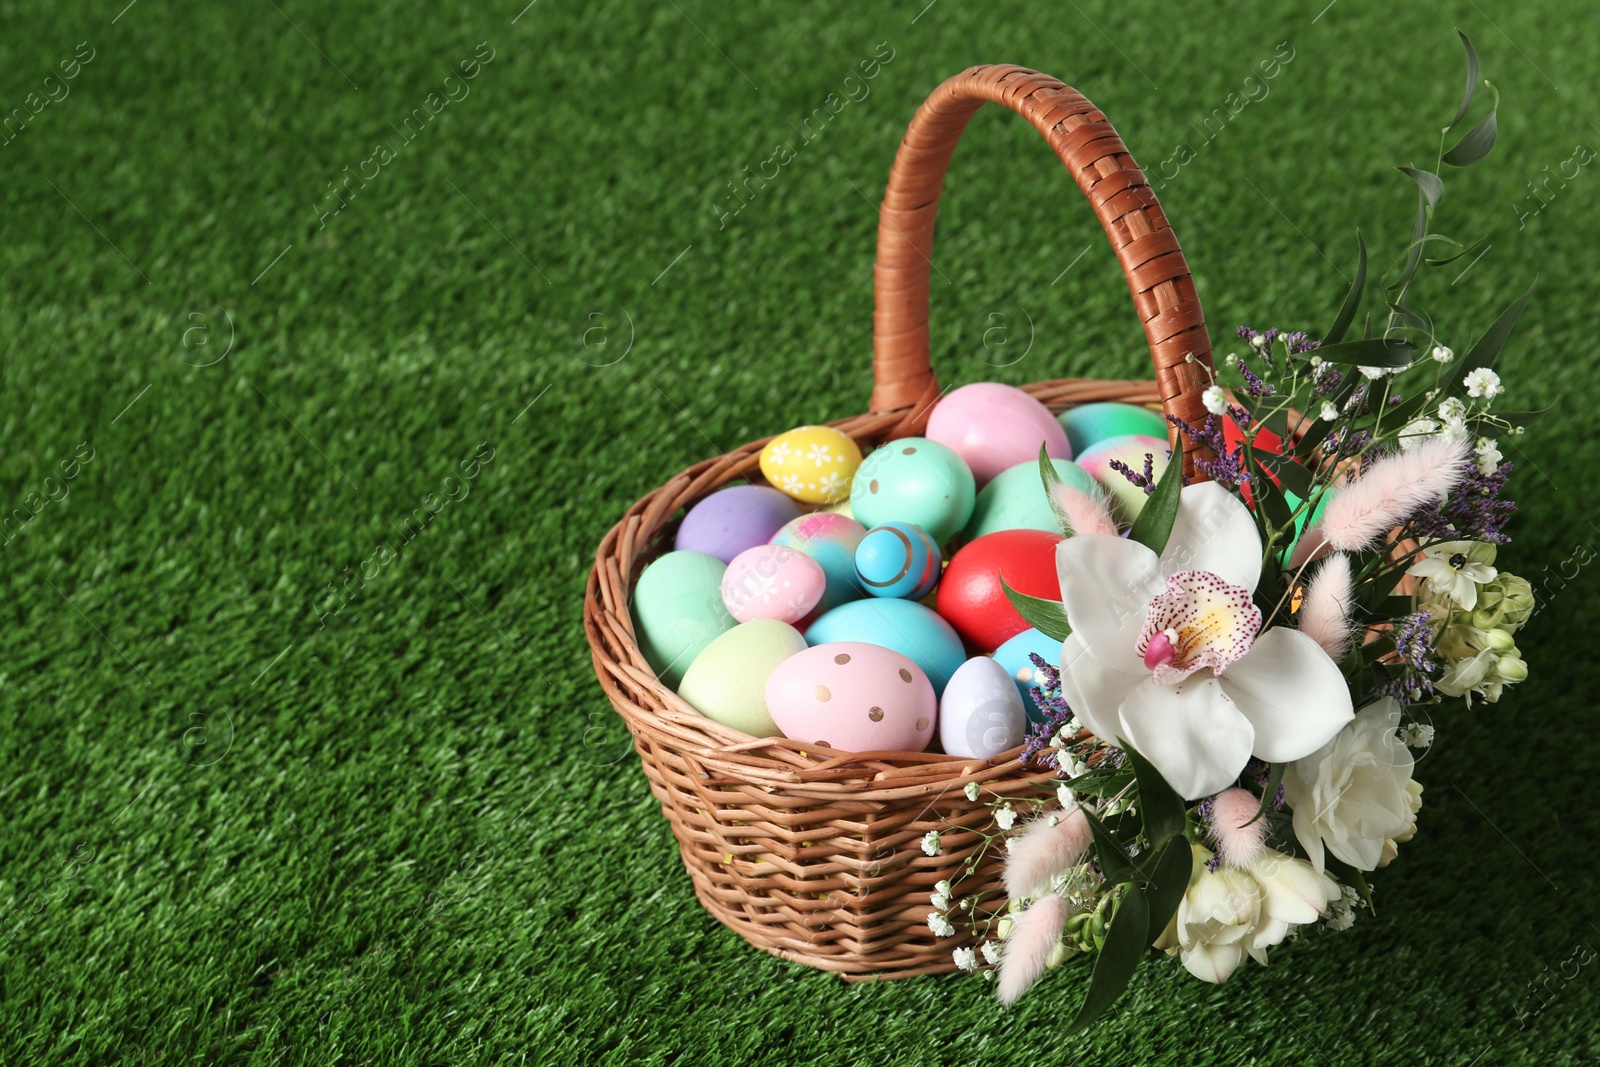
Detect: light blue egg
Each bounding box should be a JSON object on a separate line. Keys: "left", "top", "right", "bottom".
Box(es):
{"left": 991, "top": 627, "right": 1063, "bottom": 725}
{"left": 1058, "top": 402, "right": 1168, "bottom": 456}
{"left": 855, "top": 522, "right": 942, "bottom": 599}
{"left": 803, "top": 598, "right": 966, "bottom": 696}
{"left": 963, "top": 458, "right": 1099, "bottom": 541}
{"left": 632, "top": 551, "right": 736, "bottom": 688}
{"left": 850, "top": 437, "right": 976, "bottom": 546}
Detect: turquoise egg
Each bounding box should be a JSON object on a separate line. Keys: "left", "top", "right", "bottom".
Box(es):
{"left": 803, "top": 598, "right": 966, "bottom": 696}
{"left": 631, "top": 550, "right": 736, "bottom": 688}
{"left": 850, "top": 437, "right": 976, "bottom": 547}
{"left": 769, "top": 512, "right": 867, "bottom": 613}
{"left": 855, "top": 522, "right": 942, "bottom": 599}
{"left": 992, "top": 627, "right": 1063, "bottom": 725}
{"left": 1279, "top": 487, "right": 1334, "bottom": 564}
{"left": 963, "top": 458, "right": 1100, "bottom": 540}
{"left": 1058, "top": 402, "right": 1168, "bottom": 456}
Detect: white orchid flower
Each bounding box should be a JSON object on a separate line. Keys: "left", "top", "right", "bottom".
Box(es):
{"left": 1055, "top": 482, "right": 1355, "bottom": 800}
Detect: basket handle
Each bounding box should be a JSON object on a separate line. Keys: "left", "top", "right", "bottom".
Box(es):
{"left": 870, "top": 64, "right": 1215, "bottom": 476}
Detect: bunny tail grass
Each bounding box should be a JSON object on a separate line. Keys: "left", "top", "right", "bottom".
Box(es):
{"left": 997, "top": 894, "right": 1070, "bottom": 1005}
{"left": 1299, "top": 554, "right": 1354, "bottom": 662}
{"left": 1002, "top": 802, "right": 1092, "bottom": 902}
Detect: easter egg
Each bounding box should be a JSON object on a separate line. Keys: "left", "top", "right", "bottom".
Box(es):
{"left": 678, "top": 619, "right": 807, "bottom": 737}
{"left": 854, "top": 522, "right": 942, "bottom": 600}
{"left": 721, "top": 544, "right": 827, "bottom": 624}
{"left": 851, "top": 438, "right": 976, "bottom": 546}
{"left": 675, "top": 485, "right": 803, "bottom": 565}
{"left": 993, "top": 628, "right": 1063, "bottom": 724}
{"left": 765, "top": 642, "right": 937, "bottom": 753}
{"left": 936, "top": 529, "right": 1065, "bottom": 652}
{"left": 1074, "top": 434, "right": 1172, "bottom": 523}
{"left": 1058, "top": 402, "right": 1168, "bottom": 455}
{"left": 803, "top": 598, "right": 966, "bottom": 695}
{"left": 631, "top": 551, "right": 736, "bottom": 687}
{"left": 926, "top": 383, "right": 1072, "bottom": 488}
{"left": 963, "top": 458, "right": 1100, "bottom": 540}
{"left": 759, "top": 425, "right": 864, "bottom": 505}
{"left": 769, "top": 512, "right": 868, "bottom": 613}
{"left": 939, "top": 657, "right": 1027, "bottom": 758}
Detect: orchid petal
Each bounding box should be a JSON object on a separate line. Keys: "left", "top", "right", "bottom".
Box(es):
{"left": 1058, "top": 632, "right": 1141, "bottom": 744}
{"left": 1056, "top": 534, "right": 1160, "bottom": 674}
{"left": 1220, "top": 628, "right": 1355, "bottom": 763}
{"left": 1158, "top": 482, "right": 1263, "bottom": 592}
{"left": 1116, "top": 677, "right": 1256, "bottom": 801}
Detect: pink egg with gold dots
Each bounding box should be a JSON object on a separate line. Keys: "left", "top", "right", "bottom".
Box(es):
{"left": 764, "top": 642, "right": 937, "bottom": 753}
{"left": 721, "top": 544, "right": 827, "bottom": 624}
{"left": 926, "top": 382, "right": 1072, "bottom": 488}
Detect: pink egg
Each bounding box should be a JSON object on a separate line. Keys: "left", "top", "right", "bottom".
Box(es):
{"left": 926, "top": 382, "right": 1072, "bottom": 488}
{"left": 721, "top": 544, "right": 827, "bottom": 624}
{"left": 764, "top": 642, "right": 937, "bottom": 753}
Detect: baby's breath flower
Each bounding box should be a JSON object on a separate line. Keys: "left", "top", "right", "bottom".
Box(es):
{"left": 1475, "top": 436, "right": 1503, "bottom": 474}
{"left": 952, "top": 946, "right": 979, "bottom": 971}
{"left": 1319, "top": 401, "right": 1339, "bottom": 422}
{"left": 921, "top": 831, "right": 942, "bottom": 857}
{"left": 1202, "top": 385, "right": 1228, "bottom": 415}
{"left": 935, "top": 879, "right": 952, "bottom": 897}
{"left": 1438, "top": 397, "right": 1468, "bottom": 424}
{"left": 994, "top": 804, "right": 1017, "bottom": 831}
{"left": 928, "top": 913, "right": 955, "bottom": 937}
{"left": 1431, "top": 344, "right": 1455, "bottom": 363}
{"left": 963, "top": 781, "right": 980, "bottom": 802}
{"left": 1400, "top": 723, "right": 1435, "bottom": 747}
{"left": 1464, "top": 367, "right": 1503, "bottom": 399}
{"left": 981, "top": 941, "right": 1002, "bottom": 965}
{"left": 931, "top": 889, "right": 950, "bottom": 910}
{"left": 1057, "top": 784, "right": 1074, "bottom": 808}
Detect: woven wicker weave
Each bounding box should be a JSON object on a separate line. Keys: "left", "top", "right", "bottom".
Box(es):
{"left": 583, "top": 65, "right": 1217, "bottom": 980}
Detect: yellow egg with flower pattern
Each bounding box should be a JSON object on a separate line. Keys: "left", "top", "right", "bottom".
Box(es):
{"left": 759, "top": 425, "right": 863, "bottom": 505}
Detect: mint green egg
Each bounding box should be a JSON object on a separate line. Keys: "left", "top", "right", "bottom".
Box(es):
{"left": 850, "top": 437, "right": 976, "bottom": 546}
{"left": 631, "top": 550, "right": 735, "bottom": 688}
{"left": 963, "top": 459, "right": 1099, "bottom": 540}
{"left": 1058, "top": 402, "right": 1168, "bottom": 456}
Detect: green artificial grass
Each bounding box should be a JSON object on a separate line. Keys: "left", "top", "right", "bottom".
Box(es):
{"left": 1, "top": 0, "right": 1596, "bottom": 1063}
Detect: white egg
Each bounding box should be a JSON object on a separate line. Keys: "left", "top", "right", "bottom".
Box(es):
{"left": 939, "top": 656, "right": 1026, "bottom": 758}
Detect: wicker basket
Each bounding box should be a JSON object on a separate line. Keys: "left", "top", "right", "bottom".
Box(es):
{"left": 583, "top": 64, "right": 1218, "bottom": 980}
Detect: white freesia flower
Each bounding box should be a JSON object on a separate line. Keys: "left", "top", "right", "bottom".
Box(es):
{"left": 1408, "top": 541, "right": 1498, "bottom": 610}
{"left": 1158, "top": 844, "right": 1338, "bottom": 983}
{"left": 1055, "top": 483, "right": 1355, "bottom": 800}
{"left": 1283, "top": 698, "right": 1421, "bottom": 873}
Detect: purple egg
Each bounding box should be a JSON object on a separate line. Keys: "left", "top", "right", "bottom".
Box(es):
{"left": 675, "top": 485, "right": 804, "bottom": 564}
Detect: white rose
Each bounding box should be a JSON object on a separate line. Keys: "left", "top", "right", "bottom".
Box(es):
{"left": 1283, "top": 698, "right": 1420, "bottom": 873}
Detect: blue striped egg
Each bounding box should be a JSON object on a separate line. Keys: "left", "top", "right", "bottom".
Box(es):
{"left": 854, "top": 522, "right": 942, "bottom": 600}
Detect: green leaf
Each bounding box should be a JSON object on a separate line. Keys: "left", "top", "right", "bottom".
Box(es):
{"left": 1424, "top": 233, "right": 1489, "bottom": 266}
{"left": 1242, "top": 763, "right": 1285, "bottom": 828}
{"left": 1121, "top": 743, "right": 1187, "bottom": 846}
{"left": 1000, "top": 577, "right": 1072, "bottom": 642}
{"left": 1067, "top": 888, "right": 1150, "bottom": 1031}
{"left": 1084, "top": 809, "right": 1136, "bottom": 886}
{"left": 1474, "top": 407, "right": 1549, "bottom": 426}
{"left": 1125, "top": 447, "right": 1183, "bottom": 555}
{"left": 1450, "top": 30, "right": 1481, "bottom": 129}
{"left": 1252, "top": 455, "right": 1295, "bottom": 535}
{"left": 1444, "top": 81, "right": 1499, "bottom": 167}
{"left": 1257, "top": 453, "right": 1315, "bottom": 499}
{"left": 1456, "top": 277, "right": 1538, "bottom": 375}
{"left": 1039, "top": 443, "right": 1074, "bottom": 537}
{"left": 1311, "top": 338, "right": 1413, "bottom": 368}
{"left": 1142, "top": 839, "right": 1195, "bottom": 941}
{"left": 1324, "top": 232, "right": 1367, "bottom": 346}
{"left": 1396, "top": 166, "right": 1444, "bottom": 212}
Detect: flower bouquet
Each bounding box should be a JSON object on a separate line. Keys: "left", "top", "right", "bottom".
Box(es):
{"left": 935, "top": 34, "right": 1540, "bottom": 1020}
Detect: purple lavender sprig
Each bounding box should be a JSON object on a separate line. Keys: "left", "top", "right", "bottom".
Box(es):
{"left": 1167, "top": 413, "right": 1250, "bottom": 487}
{"left": 1107, "top": 452, "right": 1157, "bottom": 496}
{"left": 1375, "top": 610, "right": 1440, "bottom": 701}
{"left": 1408, "top": 459, "right": 1517, "bottom": 543}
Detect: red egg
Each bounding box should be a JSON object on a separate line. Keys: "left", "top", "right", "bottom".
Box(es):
{"left": 935, "top": 529, "right": 1065, "bottom": 652}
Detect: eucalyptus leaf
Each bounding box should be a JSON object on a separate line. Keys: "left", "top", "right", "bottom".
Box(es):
{"left": 1067, "top": 888, "right": 1151, "bottom": 1031}
{"left": 1396, "top": 166, "right": 1444, "bottom": 212}
{"left": 1424, "top": 233, "right": 1489, "bottom": 266}
{"left": 1143, "top": 838, "right": 1195, "bottom": 940}
{"left": 1125, "top": 447, "right": 1183, "bottom": 555}
{"left": 1121, "top": 743, "right": 1187, "bottom": 846}
{"left": 1312, "top": 338, "right": 1413, "bottom": 368}
{"left": 1000, "top": 577, "right": 1072, "bottom": 642}
{"left": 1450, "top": 30, "right": 1481, "bottom": 129}
{"left": 1258, "top": 454, "right": 1315, "bottom": 499}
{"left": 1444, "top": 82, "right": 1499, "bottom": 167}
{"left": 1324, "top": 232, "right": 1367, "bottom": 346}
{"left": 1084, "top": 809, "right": 1136, "bottom": 886}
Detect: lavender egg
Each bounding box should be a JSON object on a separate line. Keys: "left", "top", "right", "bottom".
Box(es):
{"left": 675, "top": 485, "right": 803, "bottom": 564}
